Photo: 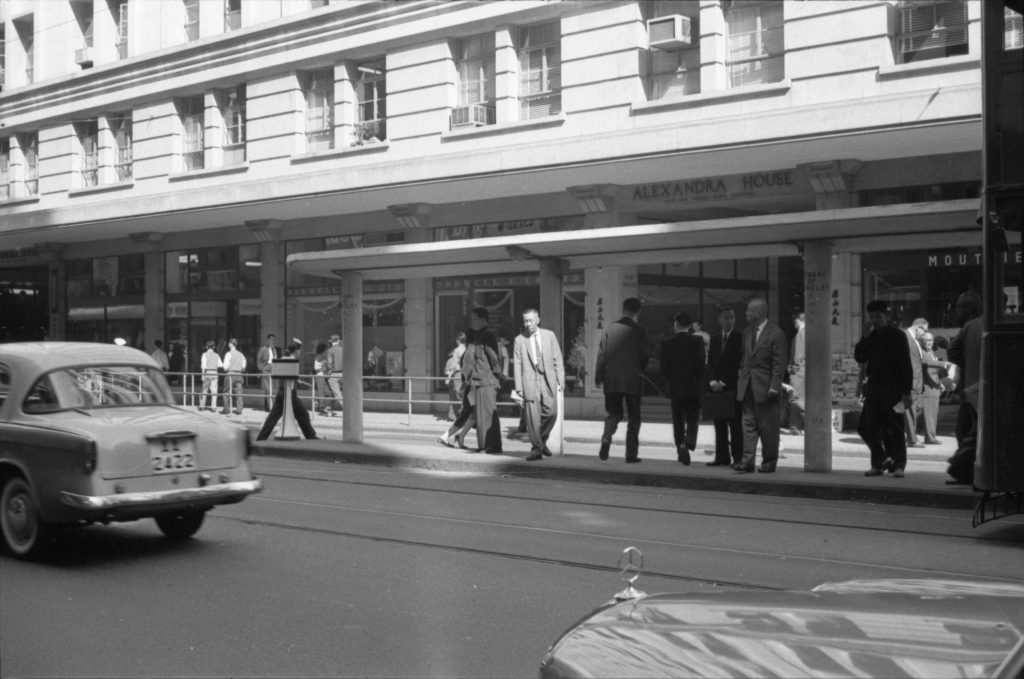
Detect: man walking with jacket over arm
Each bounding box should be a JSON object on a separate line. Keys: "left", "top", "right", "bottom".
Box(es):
{"left": 660, "top": 311, "right": 706, "bottom": 465}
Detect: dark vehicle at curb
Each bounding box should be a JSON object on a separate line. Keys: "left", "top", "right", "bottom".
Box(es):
{"left": 541, "top": 548, "right": 1024, "bottom": 679}
{"left": 0, "top": 342, "right": 262, "bottom": 558}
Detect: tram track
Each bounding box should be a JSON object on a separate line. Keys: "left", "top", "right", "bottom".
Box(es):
{"left": 251, "top": 468, "right": 1024, "bottom": 545}
{"left": 214, "top": 513, "right": 787, "bottom": 593}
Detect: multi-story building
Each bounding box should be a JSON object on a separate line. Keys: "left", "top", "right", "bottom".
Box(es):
{"left": 2, "top": 1, "right": 1022, "bottom": 443}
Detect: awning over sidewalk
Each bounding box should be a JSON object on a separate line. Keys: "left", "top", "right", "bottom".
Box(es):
{"left": 287, "top": 199, "right": 979, "bottom": 279}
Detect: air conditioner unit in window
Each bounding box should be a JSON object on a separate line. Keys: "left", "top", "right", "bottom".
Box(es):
{"left": 75, "top": 46, "right": 93, "bottom": 67}
{"left": 451, "top": 104, "right": 495, "bottom": 128}
{"left": 647, "top": 15, "right": 692, "bottom": 50}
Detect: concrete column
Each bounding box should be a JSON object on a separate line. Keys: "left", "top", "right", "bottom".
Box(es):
{"left": 494, "top": 26, "right": 518, "bottom": 124}
{"left": 803, "top": 241, "right": 834, "bottom": 472}
{"left": 341, "top": 272, "right": 364, "bottom": 443}
{"left": 539, "top": 258, "right": 567, "bottom": 347}
{"left": 144, "top": 250, "right": 164, "bottom": 346}
{"left": 256, "top": 224, "right": 284, "bottom": 340}
{"left": 700, "top": 1, "right": 728, "bottom": 93}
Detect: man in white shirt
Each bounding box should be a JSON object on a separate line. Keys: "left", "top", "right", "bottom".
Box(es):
{"left": 199, "top": 340, "right": 223, "bottom": 411}
{"left": 150, "top": 340, "right": 170, "bottom": 371}
{"left": 221, "top": 338, "right": 247, "bottom": 415}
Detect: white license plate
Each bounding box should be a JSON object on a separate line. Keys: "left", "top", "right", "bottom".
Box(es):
{"left": 150, "top": 439, "right": 197, "bottom": 474}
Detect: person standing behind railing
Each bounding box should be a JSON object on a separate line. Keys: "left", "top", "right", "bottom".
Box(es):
{"left": 200, "top": 340, "right": 222, "bottom": 411}
{"left": 256, "top": 334, "right": 277, "bottom": 412}
{"left": 313, "top": 343, "right": 331, "bottom": 415}
{"left": 326, "top": 334, "right": 344, "bottom": 415}
{"left": 221, "top": 338, "right": 247, "bottom": 415}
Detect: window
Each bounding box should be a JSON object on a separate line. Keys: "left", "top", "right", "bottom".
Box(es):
{"left": 355, "top": 60, "right": 386, "bottom": 145}
{"left": 453, "top": 34, "right": 495, "bottom": 128}
{"left": 225, "top": 0, "right": 241, "bottom": 31}
{"left": 1, "top": 24, "right": 6, "bottom": 91}
{"left": 72, "top": 0, "right": 94, "bottom": 67}
{"left": 180, "top": 96, "right": 205, "bottom": 171}
{"left": 518, "top": 22, "right": 561, "bottom": 120}
{"left": 184, "top": 0, "right": 199, "bottom": 42}
{"left": 115, "top": 1, "right": 128, "bottom": 60}
{"left": 14, "top": 15, "right": 33, "bottom": 85}
{"left": 644, "top": 1, "right": 700, "bottom": 99}
{"left": 19, "top": 133, "right": 38, "bottom": 196}
{"left": 222, "top": 85, "right": 246, "bottom": 164}
{"left": 1006, "top": 5, "right": 1023, "bottom": 51}
{"left": 110, "top": 114, "right": 132, "bottom": 182}
{"left": 726, "top": 0, "right": 784, "bottom": 87}
{"left": 0, "top": 139, "right": 9, "bottom": 200}
{"left": 896, "top": 0, "right": 968, "bottom": 64}
{"left": 77, "top": 120, "right": 99, "bottom": 188}
{"left": 304, "top": 68, "right": 334, "bottom": 151}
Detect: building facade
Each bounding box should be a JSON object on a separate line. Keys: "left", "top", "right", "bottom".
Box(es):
{"left": 2, "top": 0, "right": 1022, "bottom": 430}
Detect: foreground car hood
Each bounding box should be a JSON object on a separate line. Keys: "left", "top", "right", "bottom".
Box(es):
{"left": 541, "top": 580, "right": 1024, "bottom": 679}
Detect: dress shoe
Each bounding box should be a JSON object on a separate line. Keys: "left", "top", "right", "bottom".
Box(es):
{"left": 453, "top": 434, "right": 467, "bottom": 449}
{"left": 598, "top": 439, "right": 610, "bottom": 461}
{"left": 758, "top": 464, "right": 776, "bottom": 473}
{"left": 625, "top": 458, "right": 642, "bottom": 464}
{"left": 893, "top": 469, "right": 905, "bottom": 478}
{"left": 678, "top": 446, "right": 691, "bottom": 466}
{"left": 864, "top": 468, "right": 884, "bottom": 476}
{"left": 525, "top": 452, "right": 543, "bottom": 461}
{"left": 437, "top": 436, "right": 453, "bottom": 448}
{"left": 735, "top": 464, "right": 755, "bottom": 473}
{"left": 542, "top": 448, "right": 553, "bottom": 457}
{"left": 924, "top": 439, "right": 940, "bottom": 445}
{"left": 707, "top": 461, "right": 730, "bottom": 467}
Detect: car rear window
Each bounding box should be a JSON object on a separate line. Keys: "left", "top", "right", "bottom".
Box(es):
{"left": 23, "top": 365, "right": 174, "bottom": 413}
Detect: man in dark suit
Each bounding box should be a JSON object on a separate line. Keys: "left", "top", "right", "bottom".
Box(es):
{"left": 659, "top": 311, "right": 706, "bottom": 465}
{"left": 735, "top": 298, "right": 787, "bottom": 473}
{"left": 855, "top": 300, "right": 914, "bottom": 477}
{"left": 706, "top": 305, "right": 743, "bottom": 467}
{"left": 595, "top": 297, "right": 650, "bottom": 463}
{"left": 513, "top": 308, "right": 565, "bottom": 461}
{"left": 466, "top": 307, "right": 503, "bottom": 454}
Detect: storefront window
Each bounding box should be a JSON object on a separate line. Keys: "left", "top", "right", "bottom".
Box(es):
{"left": 433, "top": 272, "right": 584, "bottom": 390}
{"left": 65, "top": 255, "right": 145, "bottom": 346}
{"left": 163, "top": 244, "right": 261, "bottom": 372}
{"left": 862, "top": 246, "right": 1023, "bottom": 338}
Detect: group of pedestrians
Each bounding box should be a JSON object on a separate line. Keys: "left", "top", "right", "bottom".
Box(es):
{"left": 439, "top": 306, "right": 566, "bottom": 461}
{"left": 593, "top": 296, "right": 788, "bottom": 473}
{"left": 185, "top": 338, "right": 248, "bottom": 415}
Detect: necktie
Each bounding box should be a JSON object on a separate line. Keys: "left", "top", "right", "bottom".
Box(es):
{"left": 532, "top": 333, "right": 542, "bottom": 364}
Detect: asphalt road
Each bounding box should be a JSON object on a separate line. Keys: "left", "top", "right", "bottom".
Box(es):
{"left": 3, "top": 456, "right": 1023, "bottom": 679}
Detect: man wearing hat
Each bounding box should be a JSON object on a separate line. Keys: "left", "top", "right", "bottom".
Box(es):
{"left": 854, "top": 300, "right": 914, "bottom": 477}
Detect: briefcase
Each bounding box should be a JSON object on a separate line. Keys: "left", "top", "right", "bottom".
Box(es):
{"left": 700, "top": 391, "right": 736, "bottom": 421}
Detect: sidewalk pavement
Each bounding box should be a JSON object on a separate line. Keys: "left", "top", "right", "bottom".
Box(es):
{"left": 213, "top": 406, "right": 978, "bottom": 511}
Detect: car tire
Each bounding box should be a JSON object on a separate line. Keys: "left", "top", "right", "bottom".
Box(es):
{"left": 1, "top": 476, "right": 53, "bottom": 559}
{"left": 154, "top": 510, "right": 206, "bottom": 539}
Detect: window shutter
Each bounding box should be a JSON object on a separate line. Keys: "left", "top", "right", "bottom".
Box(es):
{"left": 898, "top": 0, "right": 968, "bottom": 60}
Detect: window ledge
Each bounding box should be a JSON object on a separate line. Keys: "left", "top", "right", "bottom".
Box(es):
{"left": 877, "top": 55, "right": 980, "bottom": 80}
{"left": 68, "top": 180, "right": 135, "bottom": 197}
{"left": 0, "top": 194, "right": 41, "bottom": 208}
{"left": 291, "top": 142, "right": 390, "bottom": 164}
{"left": 168, "top": 162, "right": 250, "bottom": 182}
{"left": 631, "top": 80, "right": 791, "bottom": 115}
{"left": 440, "top": 114, "right": 567, "bottom": 141}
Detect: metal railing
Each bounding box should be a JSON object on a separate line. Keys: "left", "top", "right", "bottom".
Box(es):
{"left": 164, "top": 371, "right": 582, "bottom": 425}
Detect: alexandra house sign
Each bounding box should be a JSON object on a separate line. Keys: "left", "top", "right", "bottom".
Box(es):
{"left": 626, "top": 169, "right": 803, "bottom": 206}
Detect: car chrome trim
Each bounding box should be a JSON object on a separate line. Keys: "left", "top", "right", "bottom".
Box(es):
{"left": 59, "top": 479, "right": 262, "bottom": 510}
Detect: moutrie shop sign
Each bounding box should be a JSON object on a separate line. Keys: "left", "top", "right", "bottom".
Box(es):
{"left": 625, "top": 169, "right": 803, "bottom": 205}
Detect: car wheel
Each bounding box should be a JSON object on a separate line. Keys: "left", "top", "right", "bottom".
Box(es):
{"left": 1, "top": 476, "right": 52, "bottom": 559}
{"left": 154, "top": 510, "right": 206, "bottom": 539}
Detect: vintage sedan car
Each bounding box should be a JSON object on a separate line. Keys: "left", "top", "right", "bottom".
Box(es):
{"left": 540, "top": 548, "right": 1024, "bottom": 679}
{"left": 0, "top": 342, "right": 262, "bottom": 558}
